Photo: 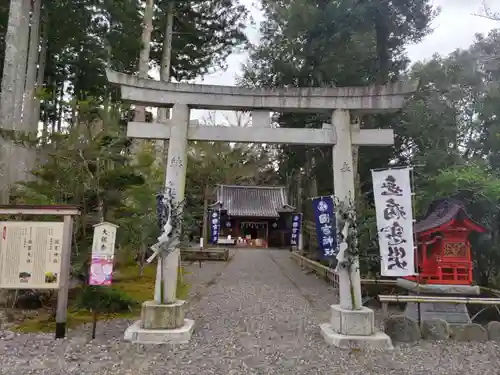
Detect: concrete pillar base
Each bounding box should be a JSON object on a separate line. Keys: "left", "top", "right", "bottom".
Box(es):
{"left": 141, "top": 300, "right": 186, "bottom": 330}
{"left": 124, "top": 319, "right": 194, "bottom": 345}
{"left": 123, "top": 300, "right": 194, "bottom": 345}
{"left": 320, "top": 304, "right": 393, "bottom": 350}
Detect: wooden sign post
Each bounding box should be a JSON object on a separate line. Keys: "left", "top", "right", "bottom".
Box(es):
{"left": 89, "top": 221, "right": 118, "bottom": 339}
{"left": 0, "top": 205, "right": 80, "bottom": 339}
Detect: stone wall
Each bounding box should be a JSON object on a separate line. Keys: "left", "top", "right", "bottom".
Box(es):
{"left": 385, "top": 315, "right": 500, "bottom": 342}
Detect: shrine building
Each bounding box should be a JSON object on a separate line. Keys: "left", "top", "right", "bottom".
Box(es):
{"left": 209, "top": 185, "right": 297, "bottom": 248}
{"left": 406, "top": 198, "right": 486, "bottom": 285}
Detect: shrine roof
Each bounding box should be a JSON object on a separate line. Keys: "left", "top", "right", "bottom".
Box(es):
{"left": 210, "top": 185, "right": 294, "bottom": 218}
{"left": 414, "top": 198, "right": 486, "bottom": 234}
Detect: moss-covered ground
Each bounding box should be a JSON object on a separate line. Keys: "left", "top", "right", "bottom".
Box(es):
{"left": 12, "top": 264, "right": 190, "bottom": 333}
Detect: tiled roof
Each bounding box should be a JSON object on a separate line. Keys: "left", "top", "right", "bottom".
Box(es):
{"left": 212, "top": 185, "right": 294, "bottom": 217}
{"left": 414, "top": 198, "right": 486, "bottom": 234}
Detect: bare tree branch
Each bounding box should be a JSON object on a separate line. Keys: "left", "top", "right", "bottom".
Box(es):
{"left": 473, "top": 0, "right": 500, "bottom": 21}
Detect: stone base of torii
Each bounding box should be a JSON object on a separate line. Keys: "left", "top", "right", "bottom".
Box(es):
{"left": 124, "top": 249, "right": 195, "bottom": 345}
{"left": 320, "top": 306, "right": 392, "bottom": 349}
{"left": 107, "top": 69, "right": 417, "bottom": 349}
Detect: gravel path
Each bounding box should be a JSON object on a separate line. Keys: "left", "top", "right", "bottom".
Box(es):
{"left": 2, "top": 249, "right": 500, "bottom": 375}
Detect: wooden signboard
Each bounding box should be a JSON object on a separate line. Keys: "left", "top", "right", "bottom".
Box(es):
{"left": 0, "top": 221, "right": 65, "bottom": 289}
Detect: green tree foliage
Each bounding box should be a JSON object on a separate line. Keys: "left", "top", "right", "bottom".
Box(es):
{"left": 0, "top": 0, "right": 251, "bottom": 283}
{"left": 115, "top": 142, "right": 163, "bottom": 274}
{"left": 244, "top": 0, "right": 437, "bottom": 199}
{"left": 393, "top": 30, "right": 500, "bottom": 285}
{"left": 397, "top": 30, "right": 500, "bottom": 183}
{"left": 4, "top": 0, "right": 248, "bottom": 130}
{"left": 243, "top": 0, "right": 437, "bottom": 264}
{"left": 247, "top": 0, "right": 436, "bottom": 87}
{"left": 8, "top": 103, "right": 145, "bottom": 280}
{"left": 152, "top": 0, "right": 248, "bottom": 80}
{"left": 245, "top": 1, "right": 500, "bottom": 286}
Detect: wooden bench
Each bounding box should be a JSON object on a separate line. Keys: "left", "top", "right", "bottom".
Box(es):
{"left": 378, "top": 294, "right": 500, "bottom": 319}
{"left": 181, "top": 248, "right": 229, "bottom": 262}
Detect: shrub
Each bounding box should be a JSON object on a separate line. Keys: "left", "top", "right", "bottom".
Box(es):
{"left": 74, "top": 286, "right": 138, "bottom": 313}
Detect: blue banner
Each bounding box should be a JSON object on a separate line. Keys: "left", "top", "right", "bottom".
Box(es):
{"left": 312, "top": 196, "right": 336, "bottom": 257}
{"left": 209, "top": 209, "right": 220, "bottom": 244}
{"left": 290, "top": 213, "right": 302, "bottom": 247}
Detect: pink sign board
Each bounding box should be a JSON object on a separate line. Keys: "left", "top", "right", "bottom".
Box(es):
{"left": 89, "top": 258, "right": 113, "bottom": 286}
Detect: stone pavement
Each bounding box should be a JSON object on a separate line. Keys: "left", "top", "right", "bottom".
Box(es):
{"left": 1, "top": 249, "right": 500, "bottom": 375}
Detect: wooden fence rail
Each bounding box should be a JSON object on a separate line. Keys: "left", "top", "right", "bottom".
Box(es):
{"left": 290, "top": 251, "right": 398, "bottom": 289}
{"left": 290, "top": 251, "right": 339, "bottom": 289}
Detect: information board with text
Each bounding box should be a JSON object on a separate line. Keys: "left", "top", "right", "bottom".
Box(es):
{"left": 0, "top": 221, "right": 65, "bottom": 289}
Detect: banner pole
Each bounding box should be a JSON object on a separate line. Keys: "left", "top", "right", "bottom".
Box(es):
{"left": 217, "top": 202, "right": 222, "bottom": 250}
{"left": 370, "top": 164, "right": 425, "bottom": 172}
{"left": 298, "top": 213, "right": 304, "bottom": 252}
{"left": 409, "top": 166, "right": 422, "bottom": 326}
{"left": 306, "top": 195, "right": 325, "bottom": 201}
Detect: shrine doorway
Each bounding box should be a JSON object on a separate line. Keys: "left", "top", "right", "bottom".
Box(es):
{"left": 240, "top": 221, "right": 268, "bottom": 248}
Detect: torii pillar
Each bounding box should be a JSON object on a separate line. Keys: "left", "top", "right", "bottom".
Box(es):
{"left": 318, "top": 109, "right": 394, "bottom": 349}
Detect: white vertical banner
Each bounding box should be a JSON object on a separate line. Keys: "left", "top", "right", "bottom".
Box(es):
{"left": 372, "top": 168, "right": 415, "bottom": 277}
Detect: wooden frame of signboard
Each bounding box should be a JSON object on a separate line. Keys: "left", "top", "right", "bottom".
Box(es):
{"left": 0, "top": 205, "right": 80, "bottom": 339}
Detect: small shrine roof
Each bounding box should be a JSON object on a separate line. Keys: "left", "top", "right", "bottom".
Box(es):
{"left": 414, "top": 198, "right": 486, "bottom": 234}
{"left": 210, "top": 185, "right": 295, "bottom": 217}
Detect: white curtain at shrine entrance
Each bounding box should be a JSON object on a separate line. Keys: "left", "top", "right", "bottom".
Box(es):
{"left": 372, "top": 168, "right": 415, "bottom": 277}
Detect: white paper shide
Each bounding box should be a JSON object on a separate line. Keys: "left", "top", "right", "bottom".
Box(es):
{"left": 372, "top": 168, "right": 415, "bottom": 277}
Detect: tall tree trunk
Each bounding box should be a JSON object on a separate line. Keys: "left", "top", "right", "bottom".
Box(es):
{"left": 96, "top": 158, "right": 104, "bottom": 222}
{"left": 12, "top": 0, "right": 31, "bottom": 183}
{"left": 158, "top": 1, "right": 174, "bottom": 122}
{"left": 131, "top": 0, "right": 154, "bottom": 157}
{"left": 56, "top": 83, "right": 63, "bottom": 132}
{"left": 0, "top": 0, "right": 31, "bottom": 202}
{"left": 35, "top": 8, "right": 47, "bottom": 138}
{"left": 24, "top": 0, "right": 41, "bottom": 132}
{"left": 138, "top": 242, "right": 146, "bottom": 277}
{"left": 305, "top": 150, "right": 317, "bottom": 198}
{"left": 296, "top": 169, "right": 304, "bottom": 250}
{"left": 202, "top": 184, "right": 209, "bottom": 247}
{"left": 296, "top": 169, "right": 303, "bottom": 213}
{"left": 374, "top": 7, "right": 390, "bottom": 85}
{"left": 23, "top": 0, "right": 42, "bottom": 178}
{"left": 50, "top": 81, "right": 58, "bottom": 133}
{"left": 70, "top": 66, "right": 79, "bottom": 127}
{"left": 351, "top": 116, "right": 361, "bottom": 202}
{"left": 135, "top": 0, "right": 154, "bottom": 123}
{"left": 157, "top": 0, "right": 175, "bottom": 170}
{"left": 13, "top": 0, "right": 30, "bottom": 128}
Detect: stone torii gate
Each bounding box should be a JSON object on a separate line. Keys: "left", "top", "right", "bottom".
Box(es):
{"left": 107, "top": 70, "right": 417, "bottom": 348}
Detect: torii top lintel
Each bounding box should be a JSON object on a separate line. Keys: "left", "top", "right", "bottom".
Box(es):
{"left": 106, "top": 70, "right": 419, "bottom": 113}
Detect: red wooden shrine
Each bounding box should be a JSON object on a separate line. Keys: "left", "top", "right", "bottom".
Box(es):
{"left": 405, "top": 198, "right": 486, "bottom": 286}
